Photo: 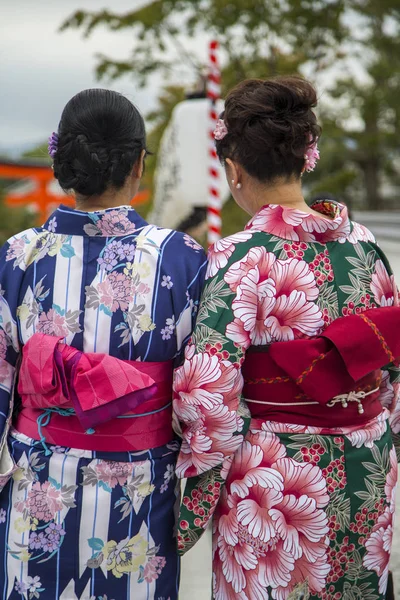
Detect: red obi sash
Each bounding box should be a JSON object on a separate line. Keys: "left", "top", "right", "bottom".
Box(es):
{"left": 15, "top": 333, "right": 173, "bottom": 452}
{"left": 242, "top": 307, "right": 400, "bottom": 428}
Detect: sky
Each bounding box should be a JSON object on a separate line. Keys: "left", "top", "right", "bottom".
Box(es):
{"left": 0, "top": 0, "right": 203, "bottom": 156}
{"left": 0, "top": 1, "right": 370, "bottom": 158}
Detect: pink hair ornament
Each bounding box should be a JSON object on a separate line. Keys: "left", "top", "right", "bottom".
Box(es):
{"left": 304, "top": 136, "right": 320, "bottom": 172}
{"left": 213, "top": 119, "right": 228, "bottom": 141}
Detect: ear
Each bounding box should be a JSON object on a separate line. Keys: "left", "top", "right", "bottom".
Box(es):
{"left": 225, "top": 158, "right": 242, "bottom": 187}
{"left": 133, "top": 149, "right": 146, "bottom": 179}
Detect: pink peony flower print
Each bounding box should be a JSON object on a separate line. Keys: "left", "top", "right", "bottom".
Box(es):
{"left": 344, "top": 410, "right": 387, "bottom": 448}
{"left": 272, "top": 457, "right": 330, "bottom": 509}
{"left": 225, "top": 318, "right": 251, "bottom": 349}
{"left": 260, "top": 421, "right": 321, "bottom": 435}
{"left": 347, "top": 222, "right": 375, "bottom": 245}
{"left": 229, "top": 266, "right": 276, "bottom": 346}
{"left": 226, "top": 251, "right": 323, "bottom": 345}
{"left": 174, "top": 354, "right": 244, "bottom": 477}
{"left": 371, "top": 260, "right": 397, "bottom": 307}
{"left": 97, "top": 210, "right": 136, "bottom": 236}
{"left": 0, "top": 330, "right": 8, "bottom": 360}
{"left": 97, "top": 278, "right": 114, "bottom": 310}
{"left": 246, "top": 205, "right": 307, "bottom": 241}
{"left": 25, "top": 481, "right": 63, "bottom": 522}
{"left": 385, "top": 446, "right": 398, "bottom": 513}
{"left": 380, "top": 370, "right": 396, "bottom": 410}
{"left": 6, "top": 236, "right": 27, "bottom": 265}
{"left": 224, "top": 247, "right": 277, "bottom": 293}
{"left": 95, "top": 461, "right": 133, "bottom": 488}
{"left": 37, "top": 309, "right": 69, "bottom": 337}
{"left": 227, "top": 436, "right": 286, "bottom": 500}
{"left": 107, "top": 271, "right": 133, "bottom": 311}
{"left": 206, "top": 232, "right": 254, "bottom": 279}
{"left": 214, "top": 441, "right": 330, "bottom": 599}
{"left": 271, "top": 258, "right": 319, "bottom": 301}
{"left": 264, "top": 290, "right": 324, "bottom": 342}
{"left": 363, "top": 506, "right": 393, "bottom": 595}
{"left": 389, "top": 386, "right": 400, "bottom": 434}
{"left": 174, "top": 352, "right": 239, "bottom": 417}
{"left": 98, "top": 272, "right": 133, "bottom": 312}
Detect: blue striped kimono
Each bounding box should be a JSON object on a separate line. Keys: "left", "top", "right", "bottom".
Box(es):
{"left": 0, "top": 205, "right": 206, "bottom": 600}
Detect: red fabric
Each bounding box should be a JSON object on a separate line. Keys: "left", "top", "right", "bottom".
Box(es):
{"left": 242, "top": 307, "right": 400, "bottom": 428}
{"left": 15, "top": 333, "right": 174, "bottom": 451}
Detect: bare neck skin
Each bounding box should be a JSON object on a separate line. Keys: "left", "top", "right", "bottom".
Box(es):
{"left": 225, "top": 158, "right": 328, "bottom": 218}
{"left": 74, "top": 151, "right": 145, "bottom": 213}
{"left": 75, "top": 182, "right": 135, "bottom": 213}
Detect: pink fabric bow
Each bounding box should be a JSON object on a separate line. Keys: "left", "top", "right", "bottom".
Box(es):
{"left": 18, "top": 333, "right": 158, "bottom": 429}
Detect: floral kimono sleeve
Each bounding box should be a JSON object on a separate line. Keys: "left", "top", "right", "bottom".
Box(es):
{"left": 372, "top": 243, "right": 400, "bottom": 458}
{"left": 173, "top": 233, "right": 254, "bottom": 553}
{"left": 0, "top": 237, "right": 29, "bottom": 489}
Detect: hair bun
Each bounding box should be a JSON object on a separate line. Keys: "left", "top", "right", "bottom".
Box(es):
{"left": 53, "top": 89, "right": 146, "bottom": 197}
{"left": 216, "top": 76, "right": 321, "bottom": 182}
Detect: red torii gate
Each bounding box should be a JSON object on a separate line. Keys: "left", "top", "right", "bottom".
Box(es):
{"left": 0, "top": 160, "right": 150, "bottom": 225}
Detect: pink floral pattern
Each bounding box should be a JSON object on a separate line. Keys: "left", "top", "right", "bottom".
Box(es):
{"left": 23, "top": 481, "right": 63, "bottom": 522}
{"left": 371, "top": 259, "right": 397, "bottom": 307}
{"left": 245, "top": 203, "right": 344, "bottom": 243}
{"left": 38, "top": 309, "right": 69, "bottom": 337}
{"left": 89, "top": 271, "right": 134, "bottom": 313}
{"left": 214, "top": 432, "right": 330, "bottom": 600}
{"left": 225, "top": 249, "right": 323, "bottom": 345}
{"left": 206, "top": 232, "right": 254, "bottom": 279}
{"left": 6, "top": 236, "right": 28, "bottom": 268}
{"left": 37, "top": 307, "right": 82, "bottom": 337}
{"left": 174, "top": 346, "right": 244, "bottom": 477}
{"left": 92, "top": 210, "right": 137, "bottom": 236}
{"left": 363, "top": 448, "right": 397, "bottom": 595}
{"left": 95, "top": 461, "right": 133, "bottom": 488}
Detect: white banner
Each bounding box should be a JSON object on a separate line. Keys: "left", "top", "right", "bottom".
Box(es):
{"left": 149, "top": 98, "right": 230, "bottom": 230}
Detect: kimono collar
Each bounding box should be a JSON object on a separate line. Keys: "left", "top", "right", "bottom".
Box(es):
{"left": 245, "top": 200, "right": 353, "bottom": 244}
{"left": 43, "top": 204, "right": 149, "bottom": 237}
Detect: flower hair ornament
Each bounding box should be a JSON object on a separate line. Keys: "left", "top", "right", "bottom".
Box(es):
{"left": 303, "top": 135, "right": 320, "bottom": 173}
{"left": 48, "top": 132, "right": 58, "bottom": 159}
{"left": 213, "top": 119, "right": 228, "bottom": 141}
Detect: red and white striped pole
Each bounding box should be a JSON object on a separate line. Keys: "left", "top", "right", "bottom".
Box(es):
{"left": 207, "top": 40, "right": 222, "bottom": 246}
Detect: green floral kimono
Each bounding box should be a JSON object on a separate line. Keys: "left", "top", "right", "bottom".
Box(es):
{"left": 173, "top": 201, "right": 400, "bottom": 600}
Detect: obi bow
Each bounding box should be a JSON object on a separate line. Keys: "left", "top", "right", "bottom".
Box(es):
{"left": 267, "top": 307, "right": 400, "bottom": 404}
{"left": 18, "top": 333, "right": 159, "bottom": 429}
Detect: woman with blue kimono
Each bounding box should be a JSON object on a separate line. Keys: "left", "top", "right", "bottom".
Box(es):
{"left": 0, "top": 89, "right": 206, "bottom": 599}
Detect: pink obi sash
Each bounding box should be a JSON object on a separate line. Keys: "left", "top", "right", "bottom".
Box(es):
{"left": 15, "top": 333, "right": 174, "bottom": 452}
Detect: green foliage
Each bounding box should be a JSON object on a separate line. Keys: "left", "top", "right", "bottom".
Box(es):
{"left": 0, "top": 191, "right": 35, "bottom": 247}
{"left": 61, "top": 0, "right": 400, "bottom": 210}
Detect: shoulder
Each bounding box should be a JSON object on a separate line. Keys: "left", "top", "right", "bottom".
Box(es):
{"left": 143, "top": 225, "right": 207, "bottom": 272}
{"left": 157, "top": 228, "right": 206, "bottom": 258}
{"left": 1, "top": 227, "right": 43, "bottom": 271}
{"left": 347, "top": 220, "right": 376, "bottom": 245}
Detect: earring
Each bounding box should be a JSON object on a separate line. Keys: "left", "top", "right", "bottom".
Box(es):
{"left": 236, "top": 183, "right": 242, "bottom": 190}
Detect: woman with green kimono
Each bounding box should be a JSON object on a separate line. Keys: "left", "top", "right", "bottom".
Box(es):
{"left": 173, "top": 76, "right": 400, "bottom": 599}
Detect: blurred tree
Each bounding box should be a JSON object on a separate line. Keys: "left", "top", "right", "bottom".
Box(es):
{"left": 61, "top": 0, "right": 400, "bottom": 210}
{"left": 0, "top": 178, "right": 34, "bottom": 247}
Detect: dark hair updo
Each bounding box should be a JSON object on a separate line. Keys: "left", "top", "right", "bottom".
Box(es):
{"left": 53, "top": 89, "right": 146, "bottom": 197}
{"left": 216, "top": 76, "right": 321, "bottom": 182}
